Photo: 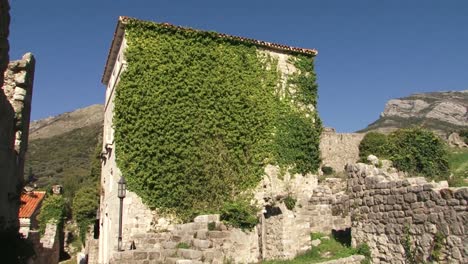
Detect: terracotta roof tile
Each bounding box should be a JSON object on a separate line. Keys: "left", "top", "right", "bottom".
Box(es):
{"left": 102, "top": 16, "right": 318, "bottom": 84}
{"left": 19, "top": 191, "right": 46, "bottom": 218}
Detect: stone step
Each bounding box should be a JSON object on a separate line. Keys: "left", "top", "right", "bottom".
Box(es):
{"left": 177, "top": 248, "right": 203, "bottom": 260}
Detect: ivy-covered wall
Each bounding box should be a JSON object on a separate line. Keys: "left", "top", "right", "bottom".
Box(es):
{"left": 113, "top": 19, "right": 322, "bottom": 219}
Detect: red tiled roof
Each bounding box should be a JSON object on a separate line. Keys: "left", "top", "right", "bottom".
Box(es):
{"left": 102, "top": 16, "right": 318, "bottom": 85}
{"left": 19, "top": 191, "right": 46, "bottom": 218}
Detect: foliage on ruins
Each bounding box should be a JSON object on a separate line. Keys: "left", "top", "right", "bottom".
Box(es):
{"left": 113, "top": 19, "right": 321, "bottom": 220}
{"left": 263, "top": 233, "right": 370, "bottom": 264}
{"left": 220, "top": 199, "right": 259, "bottom": 230}
{"left": 72, "top": 186, "right": 99, "bottom": 243}
{"left": 358, "top": 128, "right": 450, "bottom": 180}
{"left": 38, "top": 194, "right": 65, "bottom": 234}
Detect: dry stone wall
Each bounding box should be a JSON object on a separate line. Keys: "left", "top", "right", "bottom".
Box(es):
{"left": 347, "top": 163, "right": 468, "bottom": 264}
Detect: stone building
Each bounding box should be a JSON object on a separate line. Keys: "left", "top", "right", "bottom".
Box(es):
{"left": 98, "top": 16, "right": 320, "bottom": 263}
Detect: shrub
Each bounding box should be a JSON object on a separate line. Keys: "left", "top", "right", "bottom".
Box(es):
{"left": 358, "top": 132, "right": 390, "bottom": 162}
{"left": 37, "top": 194, "right": 65, "bottom": 234}
{"left": 284, "top": 195, "right": 297, "bottom": 210}
{"left": 389, "top": 128, "right": 449, "bottom": 179}
{"left": 220, "top": 199, "right": 258, "bottom": 230}
{"left": 321, "top": 166, "right": 334, "bottom": 175}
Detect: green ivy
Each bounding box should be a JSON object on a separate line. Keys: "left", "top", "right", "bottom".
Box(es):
{"left": 37, "top": 195, "right": 65, "bottom": 235}
{"left": 114, "top": 19, "right": 321, "bottom": 220}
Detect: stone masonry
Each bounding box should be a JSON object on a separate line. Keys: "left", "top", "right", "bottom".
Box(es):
{"left": 109, "top": 214, "right": 259, "bottom": 264}
{"left": 0, "top": 4, "right": 35, "bottom": 229}
{"left": 319, "top": 128, "right": 364, "bottom": 173}
{"left": 347, "top": 163, "right": 467, "bottom": 264}
{"left": 28, "top": 223, "right": 60, "bottom": 264}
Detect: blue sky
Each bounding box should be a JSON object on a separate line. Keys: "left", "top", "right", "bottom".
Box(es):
{"left": 9, "top": 0, "right": 468, "bottom": 132}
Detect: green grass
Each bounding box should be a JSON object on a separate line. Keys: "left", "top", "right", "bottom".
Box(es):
{"left": 447, "top": 147, "right": 468, "bottom": 187}
{"left": 261, "top": 233, "right": 362, "bottom": 264}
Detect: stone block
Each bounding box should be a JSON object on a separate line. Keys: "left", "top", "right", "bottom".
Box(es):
{"left": 454, "top": 188, "right": 468, "bottom": 200}
{"left": 403, "top": 193, "right": 417, "bottom": 203}
{"left": 134, "top": 251, "right": 148, "bottom": 260}
{"left": 192, "top": 239, "right": 211, "bottom": 249}
{"left": 162, "top": 249, "right": 177, "bottom": 257}
{"left": 193, "top": 214, "right": 220, "bottom": 223}
{"left": 387, "top": 195, "right": 396, "bottom": 205}
{"left": 447, "top": 199, "right": 459, "bottom": 206}
{"left": 148, "top": 251, "right": 161, "bottom": 260}
{"left": 207, "top": 231, "right": 230, "bottom": 239}
{"left": 178, "top": 249, "right": 202, "bottom": 260}
{"left": 163, "top": 241, "right": 178, "bottom": 249}
{"left": 413, "top": 214, "right": 427, "bottom": 223}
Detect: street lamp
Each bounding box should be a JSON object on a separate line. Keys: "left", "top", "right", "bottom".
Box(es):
{"left": 117, "top": 176, "right": 126, "bottom": 251}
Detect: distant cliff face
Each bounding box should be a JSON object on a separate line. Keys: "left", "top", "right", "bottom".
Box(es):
{"left": 361, "top": 90, "right": 468, "bottom": 135}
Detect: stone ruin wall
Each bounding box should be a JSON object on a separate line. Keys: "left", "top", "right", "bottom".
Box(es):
{"left": 0, "top": 0, "right": 35, "bottom": 229}
{"left": 101, "top": 164, "right": 354, "bottom": 264}
{"left": 27, "top": 223, "right": 60, "bottom": 264}
{"left": 347, "top": 163, "right": 467, "bottom": 264}
{"left": 319, "top": 128, "right": 364, "bottom": 173}
{"left": 308, "top": 185, "right": 350, "bottom": 234}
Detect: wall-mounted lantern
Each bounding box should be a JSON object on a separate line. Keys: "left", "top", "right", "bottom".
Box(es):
{"left": 117, "top": 176, "right": 126, "bottom": 251}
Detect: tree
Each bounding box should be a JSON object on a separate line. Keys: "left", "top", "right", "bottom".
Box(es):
{"left": 72, "top": 186, "right": 99, "bottom": 243}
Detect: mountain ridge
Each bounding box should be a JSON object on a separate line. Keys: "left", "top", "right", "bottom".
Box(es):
{"left": 360, "top": 90, "right": 468, "bottom": 135}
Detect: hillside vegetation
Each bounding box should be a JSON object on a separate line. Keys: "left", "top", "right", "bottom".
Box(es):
{"left": 25, "top": 124, "right": 101, "bottom": 198}
{"left": 25, "top": 104, "right": 103, "bottom": 201}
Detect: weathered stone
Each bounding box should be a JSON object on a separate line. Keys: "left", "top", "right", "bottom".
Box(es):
{"left": 192, "top": 239, "right": 211, "bottom": 249}
{"left": 178, "top": 249, "right": 202, "bottom": 260}
{"left": 403, "top": 193, "right": 417, "bottom": 203}
{"left": 148, "top": 251, "right": 161, "bottom": 260}
{"left": 193, "top": 214, "right": 220, "bottom": 223}
{"left": 133, "top": 251, "right": 148, "bottom": 260}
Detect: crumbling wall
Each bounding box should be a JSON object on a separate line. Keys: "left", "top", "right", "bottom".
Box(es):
{"left": 320, "top": 128, "right": 364, "bottom": 172}
{"left": 28, "top": 223, "right": 60, "bottom": 264}
{"left": 347, "top": 163, "right": 467, "bottom": 264}
{"left": 309, "top": 186, "right": 350, "bottom": 233}
{"left": 256, "top": 165, "right": 318, "bottom": 260}
{"left": 0, "top": 49, "right": 35, "bottom": 230}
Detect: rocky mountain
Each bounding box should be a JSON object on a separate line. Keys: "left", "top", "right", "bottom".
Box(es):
{"left": 29, "top": 104, "right": 103, "bottom": 140}
{"left": 25, "top": 104, "right": 104, "bottom": 194}
{"left": 360, "top": 90, "right": 468, "bottom": 135}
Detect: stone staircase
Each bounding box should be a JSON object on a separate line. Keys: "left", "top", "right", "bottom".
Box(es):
{"left": 110, "top": 215, "right": 242, "bottom": 264}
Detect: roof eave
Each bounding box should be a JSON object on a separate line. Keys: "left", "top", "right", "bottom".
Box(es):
{"left": 101, "top": 16, "right": 127, "bottom": 85}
